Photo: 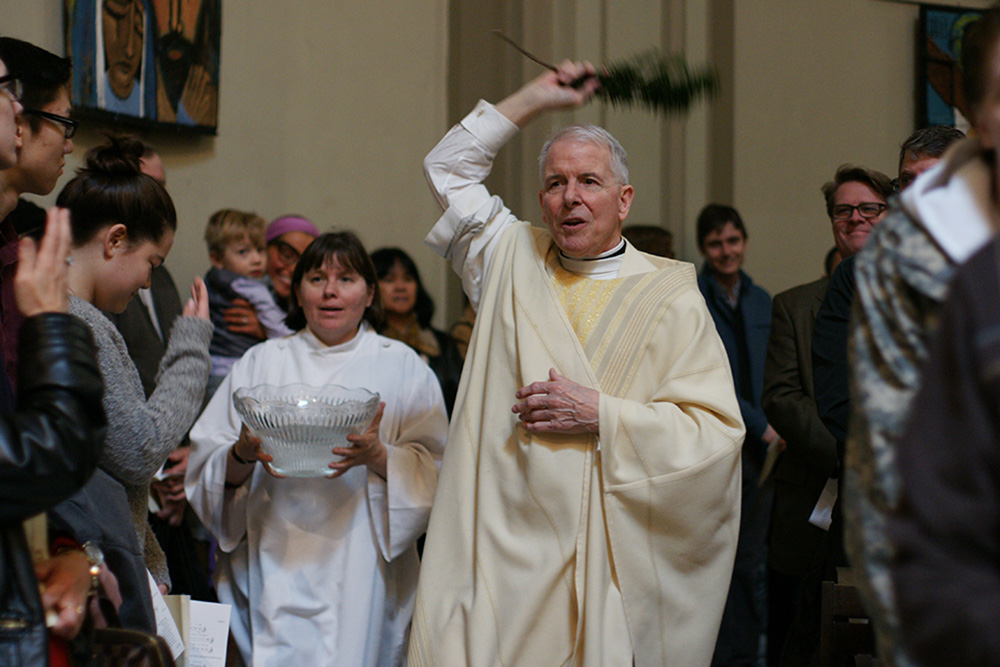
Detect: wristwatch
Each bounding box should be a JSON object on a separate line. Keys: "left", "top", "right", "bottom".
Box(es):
{"left": 81, "top": 541, "right": 104, "bottom": 594}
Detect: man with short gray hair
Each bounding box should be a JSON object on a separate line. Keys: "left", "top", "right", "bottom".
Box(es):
{"left": 895, "top": 125, "right": 965, "bottom": 192}
{"left": 409, "top": 61, "right": 745, "bottom": 666}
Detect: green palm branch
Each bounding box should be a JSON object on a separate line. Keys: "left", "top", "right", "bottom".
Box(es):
{"left": 596, "top": 51, "right": 718, "bottom": 115}
{"left": 492, "top": 31, "right": 718, "bottom": 117}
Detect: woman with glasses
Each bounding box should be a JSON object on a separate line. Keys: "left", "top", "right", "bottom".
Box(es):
{"left": 222, "top": 214, "right": 320, "bottom": 340}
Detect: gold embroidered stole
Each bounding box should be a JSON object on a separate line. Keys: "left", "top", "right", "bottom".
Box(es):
{"left": 548, "top": 256, "right": 691, "bottom": 397}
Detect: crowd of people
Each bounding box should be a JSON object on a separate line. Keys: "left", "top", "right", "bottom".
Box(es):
{"left": 3, "top": 7, "right": 1000, "bottom": 667}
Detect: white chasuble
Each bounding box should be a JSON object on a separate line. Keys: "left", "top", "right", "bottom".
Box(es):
{"left": 410, "top": 221, "right": 744, "bottom": 667}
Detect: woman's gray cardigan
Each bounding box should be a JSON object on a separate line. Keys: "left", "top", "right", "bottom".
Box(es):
{"left": 68, "top": 296, "right": 212, "bottom": 588}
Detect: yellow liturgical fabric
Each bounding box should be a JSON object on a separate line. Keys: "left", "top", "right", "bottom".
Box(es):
{"left": 410, "top": 222, "right": 744, "bottom": 667}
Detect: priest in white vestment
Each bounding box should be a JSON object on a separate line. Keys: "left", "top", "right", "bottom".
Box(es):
{"left": 186, "top": 233, "right": 448, "bottom": 666}
{"left": 408, "top": 62, "right": 745, "bottom": 666}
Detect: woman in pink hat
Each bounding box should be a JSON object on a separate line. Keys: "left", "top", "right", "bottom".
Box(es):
{"left": 223, "top": 214, "right": 319, "bottom": 338}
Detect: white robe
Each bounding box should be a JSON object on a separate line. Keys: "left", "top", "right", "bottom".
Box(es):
{"left": 410, "top": 101, "right": 744, "bottom": 666}
{"left": 185, "top": 325, "right": 447, "bottom": 666}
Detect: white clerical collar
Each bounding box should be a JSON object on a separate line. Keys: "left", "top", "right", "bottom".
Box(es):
{"left": 302, "top": 321, "right": 370, "bottom": 353}
{"left": 558, "top": 240, "right": 626, "bottom": 280}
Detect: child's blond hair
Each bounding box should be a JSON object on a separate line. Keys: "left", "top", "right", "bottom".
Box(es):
{"left": 204, "top": 208, "right": 267, "bottom": 255}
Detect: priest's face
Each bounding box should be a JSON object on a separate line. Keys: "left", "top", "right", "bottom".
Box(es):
{"left": 539, "top": 138, "right": 634, "bottom": 258}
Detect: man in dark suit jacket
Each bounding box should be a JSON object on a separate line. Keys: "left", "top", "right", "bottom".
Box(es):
{"left": 764, "top": 163, "right": 893, "bottom": 665}
{"left": 765, "top": 276, "right": 839, "bottom": 573}
{"left": 108, "top": 264, "right": 182, "bottom": 396}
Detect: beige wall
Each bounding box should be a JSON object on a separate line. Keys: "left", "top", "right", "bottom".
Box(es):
{"left": 444, "top": 0, "right": 925, "bottom": 300}
{"left": 731, "top": 0, "right": 919, "bottom": 293}
{"left": 0, "top": 0, "right": 948, "bottom": 316}
{"left": 0, "top": 0, "right": 450, "bottom": 321}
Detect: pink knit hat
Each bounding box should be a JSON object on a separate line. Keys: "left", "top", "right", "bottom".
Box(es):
{"left": 266, "top": 215, "right": 320, "bottom": 244}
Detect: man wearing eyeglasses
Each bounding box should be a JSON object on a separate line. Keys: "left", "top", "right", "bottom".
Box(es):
{"left": 760, "top": 164, "right": 892, "bottom": 665}
{"left": 0, "top": 38, "right": 75, "bottom": 394}
{"left": 813, "top": 166, "right": 893, "bottom": 463}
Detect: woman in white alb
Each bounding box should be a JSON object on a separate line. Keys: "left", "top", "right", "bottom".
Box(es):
{"left": 186, "top": 232, "right": 447, "bottom": 666}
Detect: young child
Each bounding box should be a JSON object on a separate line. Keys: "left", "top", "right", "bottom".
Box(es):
{"left": 204, "top": 209, "right": 292, "bottom": 398}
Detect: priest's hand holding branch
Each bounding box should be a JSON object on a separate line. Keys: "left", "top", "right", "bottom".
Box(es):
{"left": 495, "top": 60, "right": 600, "bottom": 128}
{"left": 333, "top": 402, "right": 388, "bottom": 480}
{"left": 513, "top": 368, "right": 599, "bottom": 434}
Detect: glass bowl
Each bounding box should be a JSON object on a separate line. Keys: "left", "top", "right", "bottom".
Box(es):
{"left": 233, "top": 383, "right": 380, "bottom": 478}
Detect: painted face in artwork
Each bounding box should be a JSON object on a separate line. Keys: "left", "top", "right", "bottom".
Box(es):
{"left": 152, "top": 0, "right": 207, "bottom": 112}
{"left": 103, "top": 0, "right": 145, "bottom": 100}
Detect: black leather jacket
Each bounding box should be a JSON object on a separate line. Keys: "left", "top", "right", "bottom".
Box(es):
{"left": 0, "top": 314, "right": 106, "bottom": 666}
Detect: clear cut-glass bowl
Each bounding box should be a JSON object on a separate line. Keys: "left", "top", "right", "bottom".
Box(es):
{"left": 233, "top": 383, "right": 380, "bottom": 478}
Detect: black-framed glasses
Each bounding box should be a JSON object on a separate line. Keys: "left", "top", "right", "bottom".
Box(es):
{"left": 830, "top": 202, "right": 887, "bottom": 221}
{"left": 22, "top": 109, "right": 78, "bottom": 139}
{"left": 269, "top": 239, "right": 302, "bottom": 264}
{"left": 0, "top": 75, "right": 22, "bottom": 103}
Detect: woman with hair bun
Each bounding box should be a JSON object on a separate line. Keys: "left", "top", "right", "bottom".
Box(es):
{"left": 52, "top": 135, "right": 211, "bottom": 604}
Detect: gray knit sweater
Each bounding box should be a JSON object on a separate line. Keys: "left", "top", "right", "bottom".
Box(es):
{"left": 68, "top": 296, "right": 212, "bottom": 588}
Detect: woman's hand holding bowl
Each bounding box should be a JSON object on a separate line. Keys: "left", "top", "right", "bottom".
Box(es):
{"left": 332, "top": 402, "right": 387, "bottom": 480}
{"left": 232, "top": 423, "right": 284, "bottom": 479}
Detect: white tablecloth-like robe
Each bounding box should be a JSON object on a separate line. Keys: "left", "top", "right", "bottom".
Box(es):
{"left": 186, "top": 325, "right": 447, "bottom": 666}
{"left": 409, "top": 100, "right": 745, "bottom": 667}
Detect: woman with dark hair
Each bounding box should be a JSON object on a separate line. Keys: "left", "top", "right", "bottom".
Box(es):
{"left": 49, "top": 134, "right": 212, "bottom": 627}
{"left": 371, "top": 247, "right": 463, "bottom": 414}
{"left": 186, "top": 232, "right": 447, "bottom": 666}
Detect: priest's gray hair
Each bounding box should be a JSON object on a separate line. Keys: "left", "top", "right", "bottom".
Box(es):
{"left": 538, "top": 125, "right": 630, "bottom": 186}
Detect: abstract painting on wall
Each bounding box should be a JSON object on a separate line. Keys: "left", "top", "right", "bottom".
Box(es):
{"left": 920, "top": 5, "right": 981, "bottom": 133}
{"left": 65, "top": 0, "right": 221, "bottom": 134}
